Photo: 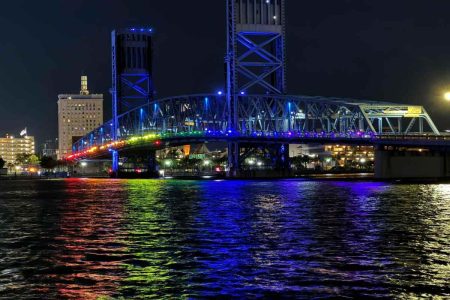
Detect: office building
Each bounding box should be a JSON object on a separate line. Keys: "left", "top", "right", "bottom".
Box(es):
{"left": 58, "top": 76, "right": 103, "bottom": 158}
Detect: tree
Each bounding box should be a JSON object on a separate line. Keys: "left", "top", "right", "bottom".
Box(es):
{"left": 40, "top": 156, "right": 57, "bottom": 170}
{"left": 0, "top": 157, "right": 5, "bottom": 169}
{"left": 15, "top": 153, "right": 31, "bottom": 166}
{"left": 15, "top": 153, "right": 40, "bottom": 166}
{"left": 29, "top": 154, "right": 40, "bottom": 165}
{"left": 6, "top": 162, "right": 15, "bottom": 173}
{"left": 290, "top": 155, "right": 310, "bottom": 170}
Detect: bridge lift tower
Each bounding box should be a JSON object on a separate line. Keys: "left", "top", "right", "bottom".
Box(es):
{"left": 111, "top": 27, "right": 154, "bottom": 175}
{"left": 226, "top": 0, "right": 287, "bottom": 176}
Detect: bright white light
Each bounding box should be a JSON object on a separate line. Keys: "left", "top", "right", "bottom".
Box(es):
{"left": 257, "top": 161, "right": 263, "bottom": 166}
{"left": 80, "top": 162, "right": 87, "bottom": 167}
{"left": 360, "top": 158, "right": 367, "bottom": 163}
{"left": 445, "top": 92, "right": 450, "bottom": 101}
{"left": 203, "top": 160, "right": 211, "bottom": 166}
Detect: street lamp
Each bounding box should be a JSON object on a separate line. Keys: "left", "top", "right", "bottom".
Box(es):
{"left": 203, "top": 160, "right": 212, "bottom": 173}
{"left": 445, "top": 92, "right": 450, "bottom": 101}
{"left": 164, "top": 159, "right": 172, "bottom": 168}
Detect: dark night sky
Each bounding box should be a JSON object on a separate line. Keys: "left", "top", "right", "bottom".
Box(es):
{"left": 0, "top": 0, "right": 449, "bottom": 145}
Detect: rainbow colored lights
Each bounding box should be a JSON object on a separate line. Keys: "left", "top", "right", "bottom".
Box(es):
{"left": 66, "top": 130, "right": 375, "bottom": 161}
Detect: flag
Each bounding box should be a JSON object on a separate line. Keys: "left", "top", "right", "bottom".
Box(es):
{"left": 20, "top": 128, "right": 27, "bottom": 137}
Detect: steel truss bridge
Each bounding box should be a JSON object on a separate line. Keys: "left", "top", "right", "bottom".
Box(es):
{"left": 70, "top": 93, "right": 445, "bottom": 161}
{"left": 68, "top": 0, "right": 449, "bottom": 177}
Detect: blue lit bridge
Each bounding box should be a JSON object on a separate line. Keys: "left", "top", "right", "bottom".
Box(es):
{"left": 69, "top": 0, "right": 450, "bottom": 179}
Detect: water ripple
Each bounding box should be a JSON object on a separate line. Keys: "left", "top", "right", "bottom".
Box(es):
{"left": 0, "top": 179, "right": 449, "bottom": 299}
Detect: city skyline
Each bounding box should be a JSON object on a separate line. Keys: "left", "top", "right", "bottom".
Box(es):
{"left": 0, "top": 0, "right": 450, "bottom": 144}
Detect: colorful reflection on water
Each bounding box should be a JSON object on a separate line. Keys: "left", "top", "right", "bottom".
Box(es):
{"left": 0, "top": 179, "right": 449, "bottom": 298}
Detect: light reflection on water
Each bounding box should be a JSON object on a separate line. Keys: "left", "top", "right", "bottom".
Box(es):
{"left": 0, "top": 179, "right": 449, "bottom": 299}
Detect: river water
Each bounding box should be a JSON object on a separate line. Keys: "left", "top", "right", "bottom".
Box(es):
{"left": 0, "top": 179, "right": 449, "bottom": 299}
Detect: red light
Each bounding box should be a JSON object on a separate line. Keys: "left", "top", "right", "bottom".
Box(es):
{"left": 215, "top": 167, "right": 221, "bottom": 172}
{"left": 135, "top": 168, "right": 142, "bottom": 173}
{"left": 108, "top": 168, "right": 113, "bottom": 173}
{"left": 155, "top": 140, "right": 161, "bottom": 146}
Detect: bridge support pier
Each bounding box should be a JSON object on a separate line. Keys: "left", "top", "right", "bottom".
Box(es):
{"left": 111, "top": 150, "right": 119, "bottom": 178}
{"left": 275, "top": 144, "right": 291, "bottom": 176}
{"left": 226, "top": 142, "right": 292, "bottom": 178}
{"left": 375, "top": 146, "right": 450, "bottom": 180}
{"left": 227, "top": 141, "right": 240, "bottom": 178}
{"left": 147, "top": 150, "right": 158, "bottom": 177}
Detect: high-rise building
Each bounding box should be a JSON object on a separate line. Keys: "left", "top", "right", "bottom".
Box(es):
{"left": 0, "top": 134, "right": 35, "bottom": 164}
{"left": 58, "top": 76, "right": 103, "bottom": 158}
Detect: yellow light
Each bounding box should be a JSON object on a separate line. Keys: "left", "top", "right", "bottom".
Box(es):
{"left": 445, "top": 92, "right": 450, "bottom": 101}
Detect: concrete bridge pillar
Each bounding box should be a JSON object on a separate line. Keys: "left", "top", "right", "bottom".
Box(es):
{"left": 227, "top": 141, "right": 240, "bottom": 178}
{"left": 147, "top": 150, "right": 158, "bottom": 177}
{"left": 375, "top": 146, "right": 450, "bottom": 180}
{"left": 276, "top": 143, "right": 291, "bottom": 175}
{"left": 111, "top": 150, "right": 119, "bottom": 178}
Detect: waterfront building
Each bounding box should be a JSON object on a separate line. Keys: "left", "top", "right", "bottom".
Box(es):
{"left": 57, "top": 76, "right": 103, "bottom": 159}
{"left": 324, "top": 145, "right": 374, "bottom": 168}
{"left": 0, "top": 133, "right": 35, "bottom": 164}
{"left": 290, "top": 144, "right": 374, "bottom": 171}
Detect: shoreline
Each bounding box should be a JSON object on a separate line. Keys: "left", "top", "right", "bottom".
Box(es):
{"left": 1, "top": 174, "right": 449, "bottom": 184}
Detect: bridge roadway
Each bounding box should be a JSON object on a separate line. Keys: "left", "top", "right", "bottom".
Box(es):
{"left": 67, "top": 130, "right": 450, "bottom": 161}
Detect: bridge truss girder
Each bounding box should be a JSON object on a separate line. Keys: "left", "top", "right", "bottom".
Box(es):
{"left": 73, "top": 94, "right": 440, "bottom": 154}
{"left": 359, "top": 104, "right": 440, "bottom": 135}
